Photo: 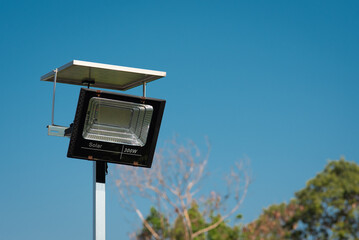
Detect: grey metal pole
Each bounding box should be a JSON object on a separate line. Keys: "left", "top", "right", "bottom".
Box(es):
{"left": 51, "top": 68, "right": 58, "bottom": 125}
{"left": 93, "top": 161, "right": 106, "bottom": 240}
{"left": 143, "top": 82, "right": 146, "bottom": 97}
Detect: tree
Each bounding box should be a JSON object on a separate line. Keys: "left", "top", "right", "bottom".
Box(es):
{"left": 114, "top": 138, "right": 250, "bottom": 240}
{"left": 135, "top": 201, "right": 243, "bottom": 240}
{"left": 287, "top": 158, "right": 359, "bottom": 240}
{"left": 137, "top": 207, "right": 171, "bottom": 240}
{"left": 243, "top": 158, "right": 359, "bottom": 240}
{"left": 243, "top": 201, "right": 300, "bottom": 240}
{"left": 206, "top": 213, "right": 242, "bottom": 240}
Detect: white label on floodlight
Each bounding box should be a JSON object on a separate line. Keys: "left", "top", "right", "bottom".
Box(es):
{"left": 124, "top": 148, "right": 138, "bottom": 154}
{"left": 89, "top": 142, "right": 103, "bottom": 149}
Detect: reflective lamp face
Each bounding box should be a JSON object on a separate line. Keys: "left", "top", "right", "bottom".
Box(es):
{"left": 67, "top": 88, "right": 165, "bottom": 168}
{"left": 82, "top": 98, "right": 153, "bottom": 147}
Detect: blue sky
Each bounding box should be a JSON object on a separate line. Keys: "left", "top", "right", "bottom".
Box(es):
{"left": 1, "top": 0, "right": 358, "bottom": 239}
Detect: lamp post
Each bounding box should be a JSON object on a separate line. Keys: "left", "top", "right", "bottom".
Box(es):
{"left": 41, "top": 60, "right": 166, "bottom": 240}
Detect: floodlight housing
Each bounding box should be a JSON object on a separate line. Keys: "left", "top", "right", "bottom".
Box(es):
{"left": 67, "top": 88, "right": 165, "bottom": 168}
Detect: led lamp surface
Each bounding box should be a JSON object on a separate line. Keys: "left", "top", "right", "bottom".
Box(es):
{"left": 83, "top": 97, "right": 153, "bottom": 147}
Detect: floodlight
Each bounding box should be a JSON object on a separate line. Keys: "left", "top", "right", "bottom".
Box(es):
{"left": 41, "top": 60, "right": 167, "bottom": 240}
{"left": 41, "top": 60, "right": 166, "bottom": 167}
{"left": 67, "top": 88, "right": 165, "bottom": 167}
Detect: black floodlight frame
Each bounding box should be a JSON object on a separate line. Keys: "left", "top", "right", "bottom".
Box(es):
{"left": 67, "top": 88, "right": 166, "bottom": 168}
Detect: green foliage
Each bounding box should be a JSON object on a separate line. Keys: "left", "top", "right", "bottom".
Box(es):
{"left": 172, "top": 203, "right": 207, "bottom": 240}
{"left": 207, "top": 215, "right": 241, "bottom": 240}
{"left": 188, "top": 202, "right": 207, "bottom": 240}
{"left": 288, "top": 158, "right": 359, "bottom": 239}
{"left": 243, "top": 201, "right": 298, "bottom": 240}
{"left": 136, "top": 202, "right": 242, "bottom": 240}
{"left": 137, "top": 207, "right": 171, "bottom": 240}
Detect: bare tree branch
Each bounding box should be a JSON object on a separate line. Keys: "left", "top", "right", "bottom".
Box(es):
{"left": 135, "top": 209, "right": 161, "bottom": 240}
{"left": 192, "top": 165, "right": 250, "bottom": 238}
{"left": 113, "top": 137, "right": 250, "bottom": 240}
